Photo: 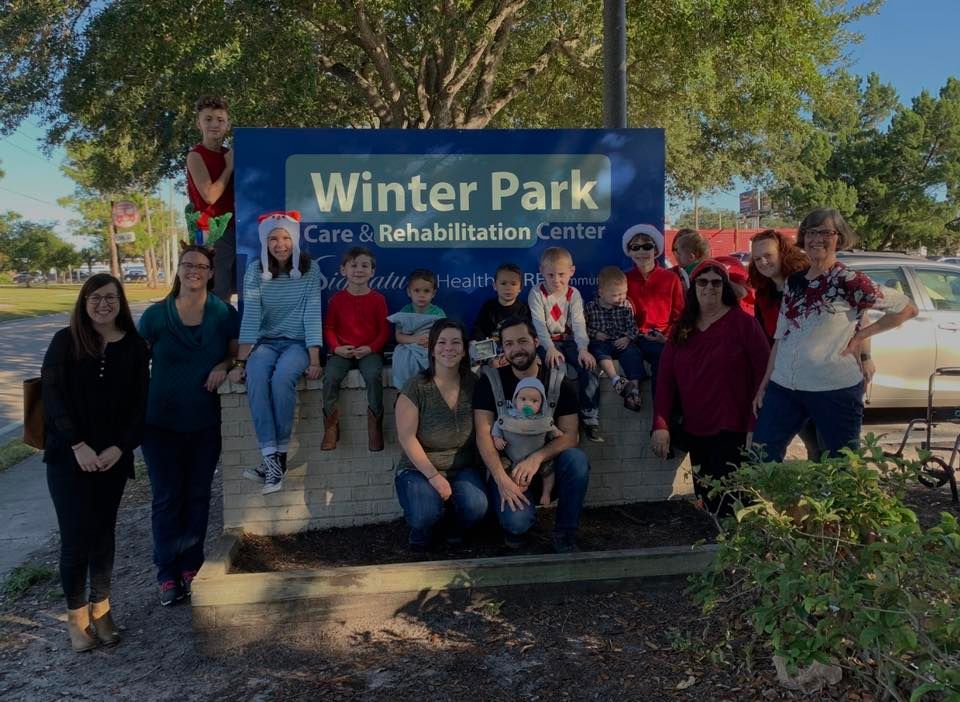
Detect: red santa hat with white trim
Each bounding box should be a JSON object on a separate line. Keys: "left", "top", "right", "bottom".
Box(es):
{"left": 257, "top": 211, "right": 302, "bottom": 281}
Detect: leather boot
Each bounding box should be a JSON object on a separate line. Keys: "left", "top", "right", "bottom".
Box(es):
{"left": 321, "top": 408, "right": 340, "bottom": 451}
{"left": 367, "top": 408, "right": 384, "bottom": 452}
{"left": 90, "top": 599, "right": 121, "bottom": 646}
{"left": 66, "top": 605, "right": 98, "bottom": 652}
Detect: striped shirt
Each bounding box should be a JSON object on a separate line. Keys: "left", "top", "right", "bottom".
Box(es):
{"left": 238, "top": 261, "right": 323, "bottom": 347}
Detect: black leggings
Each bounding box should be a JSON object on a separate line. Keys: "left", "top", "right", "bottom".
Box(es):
{"left": 685, "top": 431, "right": 747, "bottom": 518}
{"left": 46, "top": 460, "right": 128, "bottom": 609}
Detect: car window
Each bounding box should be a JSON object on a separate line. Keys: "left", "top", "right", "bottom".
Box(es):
{"left": 858, "top": 267, "right": 915, "bottom": 302}
{"left": 916, "top": 269, "right": 960, "bottom": 311}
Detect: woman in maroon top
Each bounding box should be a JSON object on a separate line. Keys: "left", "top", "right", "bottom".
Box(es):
{"left": 651, "top": 260, "right": 770, "bottom": 517}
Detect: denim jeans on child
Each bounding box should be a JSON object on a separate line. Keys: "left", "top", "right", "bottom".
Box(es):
{"left": 245, "top": 338, "right": 309, "bottom": 454}
{"left": 752, "top": 380, "right": 864, "bottom": 463}
{"left": 142, "top": 426, "right": 222, "bottom": 584}
{"left": 322, "top": 353, "right": 384, "bottom": 416}
{"left": 395, "top": 467, "right": 490, "bottom": 546}
{"left": 588, "top": 339, "right": 648, "bottom": 380}
{"left": 486, "top": 447, "right": 590, "bottom": 539}
{"left": 634, "top": 335, "right": 666, "bottom": 397}
{"left": 550, "top": 340, "right": 599, "bottom": 426}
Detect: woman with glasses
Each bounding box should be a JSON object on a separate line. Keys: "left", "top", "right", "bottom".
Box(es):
{"left": 752, "top": 209, "right": 918, "bottom": 462}
{"left": 41, "top": 274, "right": 149, "bottom": 650}
{"left": 138, "top": 244, "right": 239, "bottom": 606}
{"left": 622, "top": 224, "right": 685, "bottom": 396}
{"left": 651, "top": 261, "right": 769, "bottom": 517}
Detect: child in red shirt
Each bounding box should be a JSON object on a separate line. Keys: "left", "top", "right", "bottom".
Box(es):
{"left": 322, "top": 247, "right": 390, "bottom": 451}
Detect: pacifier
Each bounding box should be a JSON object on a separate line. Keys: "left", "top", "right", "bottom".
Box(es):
{"left": 521, "top": 405, "right": 535, "bottom": 416}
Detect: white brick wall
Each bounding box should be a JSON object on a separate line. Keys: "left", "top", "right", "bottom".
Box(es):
{"left": 219, "top": 371, "right": 693, "bottom": 535}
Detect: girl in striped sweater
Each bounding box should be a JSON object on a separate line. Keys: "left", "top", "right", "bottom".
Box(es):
{"left": 229, "top": 211, "right": 323, "bottom": 494}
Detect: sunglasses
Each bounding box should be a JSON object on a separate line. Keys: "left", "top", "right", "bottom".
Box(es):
{"left": 628, "top": 243, "right": 656, "bottom": 252}
{"left": 695, "top": 278, "right": 724, "bottom": 289}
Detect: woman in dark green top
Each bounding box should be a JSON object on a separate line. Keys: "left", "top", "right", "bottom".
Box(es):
{"left": 394, "top": 319, "right": 489, "bottom": 550}
{"left": 138, "top": 244, "right": 238, "bottom": 606}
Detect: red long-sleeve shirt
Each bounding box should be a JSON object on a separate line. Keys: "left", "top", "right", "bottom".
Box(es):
{"left": 653, "top": 307, "right": 770, "bottom": 436}
{"left": 626, "top": 266, "right": 685, "bottom": 334}
{"left": 324, "top": 289, "right": 390, "bottom": 352}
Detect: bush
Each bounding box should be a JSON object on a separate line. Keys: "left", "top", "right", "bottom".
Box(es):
{"left": 693, "top": 440, "right": 960, "bottom": 701}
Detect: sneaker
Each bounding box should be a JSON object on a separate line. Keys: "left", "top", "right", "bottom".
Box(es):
{"left": 612, "top": 377, "right": 628, "bottom": 395}
{"left": 552, "top": 532, "right": 580, "bottom": 554}
{"left": 159, "top": 580, "right": 180, "bottom": 607}
{"left": 261, "top": 454, "right": 285, "bottom": 495}
{"left": 584, "top": 424, "right": 605, "bottom": 443}
{"left": 180, "top": 570, "right": 198, "bottom": 599}
{"left": 243, "top": 455, "right": 270, "bottom": 483}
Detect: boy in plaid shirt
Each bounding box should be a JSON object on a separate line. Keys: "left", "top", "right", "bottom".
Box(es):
{"left": 585, "top": 266, "right": 645, "bottom": 410}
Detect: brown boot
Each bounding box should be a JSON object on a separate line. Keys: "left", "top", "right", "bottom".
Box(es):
{"left": 66, "top": 605, "right": 98, "bottom": 652}
{"left": 367, "top": 408, "right": 384, "bottom": 452}
{"left": 321, "top": 408, "right": 340, "bottom": 451}
{"left": 90, "top": 599, "right": 121, "bottom": 646}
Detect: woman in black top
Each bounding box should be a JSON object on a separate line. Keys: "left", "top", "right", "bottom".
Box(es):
{"left": 41, "top": 273, "right": 149, "bottom": 652}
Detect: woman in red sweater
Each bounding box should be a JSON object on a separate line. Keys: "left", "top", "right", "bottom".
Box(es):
{"left": 651, "top": 260, "right": 770, "bottom": 517}
{"left": 622, "top": 224, "right": 685, "bottom": 396}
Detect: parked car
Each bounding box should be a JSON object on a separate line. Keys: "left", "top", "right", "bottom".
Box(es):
{"left": 936, "top": 256, "right": 960, "bottom": 266}
{"left": 837, "top": 251, "right": 960, "bottom": 408}
{"left": 124, "top": 269, "right": 147, "bottom": 282}
{"left": 13, "top": 271, "right": 47, "bottom": 285}
{"left": 729, "top": 251, "right": 752, "bottom": 265}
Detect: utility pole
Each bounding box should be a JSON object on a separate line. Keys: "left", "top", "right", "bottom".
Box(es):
{"left": 603, "top": 0, "right": 627, "bottom": 129}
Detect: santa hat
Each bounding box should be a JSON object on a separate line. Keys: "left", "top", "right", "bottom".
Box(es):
{"left": 513, "top": 377, "right": 547, "bottom": 413}
{"left": 257, "top": 211, "right": 302, "bottom": 281}
{"left": 622, "top": 224, "right": 664, "bottom": 257}
{"left": 713, "top": 255, "right": 749, "bottom": 286}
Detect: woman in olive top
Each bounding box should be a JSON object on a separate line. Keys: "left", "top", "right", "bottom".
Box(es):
{"left": 138, "top": 244, "right": 239, "bottom": 606}
{"left": 394, "top": 319, "right": 489, "bottom": 550}
{"left": 42, "top": 273, "right": 149, "bottom": 651}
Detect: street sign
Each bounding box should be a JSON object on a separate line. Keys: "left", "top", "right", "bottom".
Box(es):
{"left": 114, "top": 231, "right": 136, "bottom": 244}
{"left": 112, "top": 200, "right": 140, "bottom": 229}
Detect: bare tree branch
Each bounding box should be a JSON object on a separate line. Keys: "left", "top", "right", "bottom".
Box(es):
{"left": 341, "top": 0, "right": 406, "bottom": 126}
{"left": 317, "top": 53, "right": 391, "bottom": 124}
{"left": 444, "top": 0, "right": 526, "bottom": 101}
{"left": 464, "top": 15, "right": 515, "bottom": 125}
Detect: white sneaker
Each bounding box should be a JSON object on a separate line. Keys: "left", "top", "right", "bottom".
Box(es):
{"left": 261, "top": 454, "right": 285, "bottom": 495}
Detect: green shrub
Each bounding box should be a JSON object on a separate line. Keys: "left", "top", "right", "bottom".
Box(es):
{"left": 692, "top": 440, "right": 960, "bottom": 701}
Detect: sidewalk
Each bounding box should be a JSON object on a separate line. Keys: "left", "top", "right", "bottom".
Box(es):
{"left": 0, "top": 453, "right": 55, "bottom": 580}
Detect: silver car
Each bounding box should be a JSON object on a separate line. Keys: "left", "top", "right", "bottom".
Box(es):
{"left": 837, "top": 251, "right": 960, "bottom": 408}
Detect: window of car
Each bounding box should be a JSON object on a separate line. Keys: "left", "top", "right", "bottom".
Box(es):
{"left": 915, "top": 269, "right": 960, "bottom": 311}
{"left": 858, "top": 267, "right": 915, "bottom": 303}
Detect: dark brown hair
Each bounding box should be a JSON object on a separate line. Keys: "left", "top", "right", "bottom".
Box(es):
{"left": 70, "top": 274, "right": 138, "bottom": 360}
{"left": 264, "top": 230, "right": 311, "bottom": 278}
{"left": 422, "top": 319, "right": 471, "bottom": 381}
{"left": 670, "top": 263, "right": 739, "bottom": 345}
{"left": 169, "top": 243, "right": 215, "bottom": 297}
{"left": 341, "top": 246, "right": 376, "bottom": 269}
{"left": 747, "top": 229, "right": 810, "bottom": 297}
{"left": 195, "top": 95, "right": 229, "bottom": 113}
{"left": 407, "top": 268, "right": 437, "bottom": 289}
{"left": 796, "top": 208, "right": 857, "bottom": 250}
{"left": 495, "top": 263, "right": 522, "bottom": 280}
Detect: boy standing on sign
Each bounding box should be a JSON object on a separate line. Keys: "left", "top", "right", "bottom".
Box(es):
{"left": 186, "top": 96, "right": 235, "bottom": 302}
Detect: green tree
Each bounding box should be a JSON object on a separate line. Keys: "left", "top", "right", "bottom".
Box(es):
{"left": 0, "top": 216, "right": 78, "bottom": 277}
{"left": 772, "top": 73, "right": 960, "bottom": 252}
{"left": 1, "top": 0, "right": 881, "bottom": 197}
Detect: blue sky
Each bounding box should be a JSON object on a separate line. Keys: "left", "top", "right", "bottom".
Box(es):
{"left": 1, "top": 0, "right": 958, "bottom": 243}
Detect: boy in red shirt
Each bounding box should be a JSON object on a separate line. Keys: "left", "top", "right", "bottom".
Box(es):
{"left": 186, "top": 96, "right": 235, "bottom": 301}
{"left": 322, "top": 247, "right": 390, "bottom": 451}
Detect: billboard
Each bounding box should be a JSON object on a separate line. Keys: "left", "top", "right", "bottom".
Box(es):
{"left": 738, "top": 189, "right": 772, "bottom": 217}
{"left": 234, "top": 129, "right": 665, "bottom": 325}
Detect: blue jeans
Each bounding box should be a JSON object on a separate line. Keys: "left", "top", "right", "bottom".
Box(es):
{"left": 634, "top": 336, "right": 666, "bottom": 397}
{"left": 752, "top": 381, "right": 864, "bottom": 463}
{"left": 487, "top": 447, "right": 590, "bottom": 537}
{"left": 550, "top": 340, "right": 599, "bottom": 426}
{"left": 142, "top": 425, "right": 222, "bottom": 584}
{"left": 245, "top": 338, "right": 309, "bottom": 454}
{"left": 588, "top": 339, "right": 648, "bottom": 381}
{"left": 395, "top": 467, "right": 490, "bottom": 546}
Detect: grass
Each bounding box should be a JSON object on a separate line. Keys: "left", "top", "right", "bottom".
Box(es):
{"left": 2, "top": 563, "right": 56, "bottom": 599}
{"left": 0, "top": 283, "right": 167, "bottom": 322}
{"left": 0, "top": 439, "right": 36, "bottom": 472}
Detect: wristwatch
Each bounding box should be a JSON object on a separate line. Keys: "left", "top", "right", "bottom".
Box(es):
{"left": 860, "top": 353, "right": 872, "bottom": 361}
{"left": 232, "top": 359, "right": 247, "bottom": 370}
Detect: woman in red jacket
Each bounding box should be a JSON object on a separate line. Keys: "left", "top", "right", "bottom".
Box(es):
{"left": 651, "top": 260, "right": 770, "bottom": 517}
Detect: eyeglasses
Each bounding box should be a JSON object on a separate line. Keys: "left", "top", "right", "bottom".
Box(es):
{"left": 695, "top": 278, "right": 724, "bottom": 289}
{"left": 629, "top": 243, "right": 656, "bottom": 252}
{"left": 180, "top": 262, "right": 211, "bottom": 271}
{"left": 87, "top": 294, "right": 119, "bottom": 306}
{"left": 803, "top": 228, "right": 839, "bottom": 239}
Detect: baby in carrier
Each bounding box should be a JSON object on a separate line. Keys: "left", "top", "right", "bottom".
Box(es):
{"left": 491, "top": 377, "right": 565, "bottom": 506}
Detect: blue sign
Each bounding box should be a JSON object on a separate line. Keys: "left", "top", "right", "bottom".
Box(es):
{"left": 234, "top": 128, "right": 664, "bottom": 326}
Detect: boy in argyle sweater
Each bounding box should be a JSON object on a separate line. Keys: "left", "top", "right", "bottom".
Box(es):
{"left": 528, "top": 247, "right": 602, "bottom": 442}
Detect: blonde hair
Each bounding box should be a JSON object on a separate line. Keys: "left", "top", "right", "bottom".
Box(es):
{"left": 540, "top": 246, "right": 573, "bottom": 267}
{"left": 675, "top": 230, "right": 710, "bottom": 258}
{"left": 598, "top": 266, "right": 627, "bottom": 289}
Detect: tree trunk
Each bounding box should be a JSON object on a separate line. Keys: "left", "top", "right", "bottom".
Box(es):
{"left": 143, "top": 197, "right": 158, "bottom": 288}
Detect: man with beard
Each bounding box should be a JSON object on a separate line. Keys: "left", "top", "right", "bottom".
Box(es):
{"left": 474, "top": 316, "right": 590, "bottom": 553}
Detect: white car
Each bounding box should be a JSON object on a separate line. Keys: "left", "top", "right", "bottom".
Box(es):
{"left": 838, "top": 252, "right": 960, "bottom": 408}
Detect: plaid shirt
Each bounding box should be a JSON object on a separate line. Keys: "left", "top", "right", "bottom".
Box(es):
{"left": 585, "top": 299, "right": 639, "bottom": 341}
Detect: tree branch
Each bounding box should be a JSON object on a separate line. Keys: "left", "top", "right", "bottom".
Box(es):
{"left": 444, "top": 0, "right": 526, "bottom": 102}
{"left": 340, "top": 0, "right": 406, "bottom": 127}
{"left": 317, "top": 53, "right": 391, "bottom": 124}
{"left": 464, "top": 14, "right": 515, "bottom": 125}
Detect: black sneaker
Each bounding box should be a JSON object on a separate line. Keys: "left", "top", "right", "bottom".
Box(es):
{"left": 552, "top": 532, "right": 580, "bottom": 554}
{"left": 584, "top": 424, "right": 605, "bottom": 443}
{"left": 180, "top": 570, "right": 198, "bottom": 599}
{"left": 261, "top": 454, "right": 285, "bottom": 495}
{"left": 159, "top": 580, "right": 180, "bottom": 607}
{"left": 243, "top": 455, "right": 270, "bottom": 483}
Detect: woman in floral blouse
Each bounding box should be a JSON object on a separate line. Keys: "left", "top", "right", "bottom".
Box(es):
{"left": 752, "top": 209, "right": 917, "bottom": 462}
